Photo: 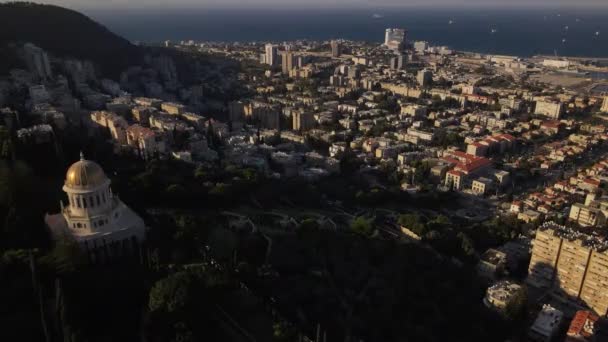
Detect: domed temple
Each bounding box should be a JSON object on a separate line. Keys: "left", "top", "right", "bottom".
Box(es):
{"left": 45, "top": 153, "right": 146, "bottom": 248}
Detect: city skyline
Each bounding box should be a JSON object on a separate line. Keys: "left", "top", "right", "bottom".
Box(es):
{"left": 28, "top": 0, "right": 608, "bottom": 10}
{"left": 2, "top": 1, "right": 608, "bottom": 341}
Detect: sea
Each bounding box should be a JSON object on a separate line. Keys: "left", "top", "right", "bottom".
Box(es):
{"left": 84, "top": 7, "right": 608, "bottom": 58}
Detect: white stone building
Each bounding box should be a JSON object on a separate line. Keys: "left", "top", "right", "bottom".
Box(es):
{"left": 483, "top": 280, "right": 523, "bottom": 312}
{"left": 45, "top": 154, "right": 146, "bottom": 248}
{"left": 601, "top": 97, "right": 608, "bottom": 113}
{"left": 528, "top": 304, "right": 563, "bottom": 342}
{"left": 534, "top": 100, "right": 563, "bottom": 119}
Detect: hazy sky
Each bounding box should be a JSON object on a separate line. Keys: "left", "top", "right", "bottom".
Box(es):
{"left": 30, "top": 0, "right": 608, "bottom": 10}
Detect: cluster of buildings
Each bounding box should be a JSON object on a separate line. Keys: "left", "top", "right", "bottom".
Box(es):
{"left": 4, "top": 30, "right": 608, "bottom": 341}
{"left": 174, "top": 30, "right": 608, "bottom": 206}
{"left": 511, "top": 158, "right": 608, "bottom": 225}
{"left": 88, "top": 98, "right": 213, "bottom": 162}
{"left": 480, "top": 219, "right": 608, "bottom": 341}
{"left": 505, "top": 220, "right": 608, "bottom": 342}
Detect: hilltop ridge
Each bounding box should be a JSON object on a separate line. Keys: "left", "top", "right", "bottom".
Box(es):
{"left": 0, "top": 2, "right": 142, "bottom": 77}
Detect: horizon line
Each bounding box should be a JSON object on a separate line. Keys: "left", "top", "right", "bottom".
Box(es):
{"left": 24, "top": 2, "right": 608, "bottom": 12}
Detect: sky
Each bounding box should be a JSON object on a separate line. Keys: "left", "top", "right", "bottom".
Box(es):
{"left": 26, "top": 0, "right": 608, "bottom": 10}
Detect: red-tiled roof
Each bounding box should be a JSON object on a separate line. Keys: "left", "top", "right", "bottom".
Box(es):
{"left": 584, "top": 178, "right": 600, "bottom": 186}
{"left": 567, "top": 310, "right": 598, "bottom": 338}
{"left": 447, "top": 170, "right": 465, "bottom": 177}
{"left": 496, "top": 133, "right": 516, "bottom": 141}
{"left": 455, "top": 158, "right": 492, "bottom": 173}
{"left": 445, "top": 151, "right": 492, "bottom": 174}
{"left": 541, "top": 120, "right": 561, "bottom": 128}
{"left": 442, "top": 157, "right": 460, "bottom": 165}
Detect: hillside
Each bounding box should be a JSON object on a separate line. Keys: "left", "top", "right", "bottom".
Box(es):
{"left": 0, "top": 2, "right": 142, "bottom": 77}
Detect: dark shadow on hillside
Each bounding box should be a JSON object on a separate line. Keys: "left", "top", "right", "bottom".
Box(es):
{"left": 0, "top": 2, "right": 142, "bottom": 78}
{"left": 250, "top": 228, "right": 512, "bottom": 342}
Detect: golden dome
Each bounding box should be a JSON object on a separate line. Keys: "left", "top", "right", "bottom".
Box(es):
{"left": 65, "top": 153, "right": 108, "bottom": 188}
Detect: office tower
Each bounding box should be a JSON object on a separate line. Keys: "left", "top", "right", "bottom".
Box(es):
{"left": 389, "top": 57, "right": 398, "bottom": 70}
{"left": 527, "top": 222, "right": 608, "bottom": 316}
{"left": 329, "top": 75, "right": 346, "bottom": 87}
{"left": 414, "top": 41, "right": 429, "bottom": 54}
{"left": 23, "top": 43, "right": 52, "bottom": 80}
{"left": 228, "top": 101, "right": 245, "bottom": 122}
{"left": 384, "top": 28, "right": 407, "bottom": 52}
{"left": 331, "top": 40, "right": 341, "bottom": 57}
{"left": 347, "top": 66, "right": 361, "bottom": 79}
{"left": 295, "top": 55, "right": 307, "bottom": 68}
{"left": 390, "top": 54, "right": 407, "bottom": 70}
{"left": 292, "top": 110, "right": 315, "bottom": 131}
{"left": 248, "top": 102, "right": 281, "bottom": 129}
{"left": 281, "top": 52, "right": 296, "bottom": 74}
{"left": 397, "top": 54, "right": 407, "bottom": 69}
{"left": 417, "top": 69, "right": 433, "bottom": 87}
{"left": 601, "top": 97, "right": 608, "bottom": 113}
{"left": 265, "top": 44, "right": 278, "bottom": 66}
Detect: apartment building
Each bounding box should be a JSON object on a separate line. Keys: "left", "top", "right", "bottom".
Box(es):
{"left": 569, "top": 203, "right": 607, "bottom": 228}
{"left": 527, "top": 222, "right": 608, "bottom": 316}
{"left": 601, "top": 97, "right": 608, "bottom": 113}
{"left": 90, "top": 111, "right": 128, "bottom": 144}
{"left": 534, "top": 100, "right": 563, "bottom": 119}
{"left": 161, "top": 102, "right": 186, "bottom": 115}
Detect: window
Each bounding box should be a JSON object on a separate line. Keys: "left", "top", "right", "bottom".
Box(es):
{"left": 77, "top": 223, "right": 82, "bottom": 228}
{"left": 77, "top": 197, "right": 81, "bottom": 208}
{"left": 83, "top": 197, "right": 87, "bottom": 208}
{"left": 96, "top": 195, "right": 101, "bottom": 206}
{"left": 102, "top": 193, "right": 106, "bottom": 203}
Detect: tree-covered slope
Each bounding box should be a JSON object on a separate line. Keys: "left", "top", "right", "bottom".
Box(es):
{"left": 0, "top": 2, "right": 142, "bottom": 76}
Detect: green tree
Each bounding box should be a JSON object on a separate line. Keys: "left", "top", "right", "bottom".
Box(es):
{"left": 398, "top": 213, "right": 427, "bottom": 236}
{"left": 208, "top": 227, "right": 238, "bottom": 261}
{"left": 171, "top": 321, "right": 194, "bottom": 342}
{"left": 149, "top": 271, "right": 198, "bottom": 314}
{"left": 505, "top": 286, "right": 527, "bottom": 321}
{"left": 273, "top": 321, "right": 298, "bottom": 341}
{"left": 40, "top": 238, "right": 88, "bottom": 275}
{"left": 350, "top": 216, "right": 374, "bottom": 237}
{"left": 426, "top": 214, "right": 450, "bottom": 231}
{"left": 167, "top": 183, "right": 186, "bottom": 196}
{"left": 456, "top": 232, "right": 475, "bottom": 257}
{"left": 298, "top": 218, "right": 320, "bottom": 231}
